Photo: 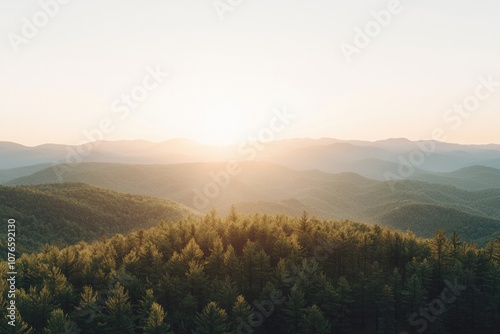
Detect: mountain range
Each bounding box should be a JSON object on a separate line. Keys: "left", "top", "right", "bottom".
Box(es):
{"left": 2, "top": 138, "right": 500, "bottom": 181}
{"left": 2, "top": 138, "right": 500, "bottom": 246}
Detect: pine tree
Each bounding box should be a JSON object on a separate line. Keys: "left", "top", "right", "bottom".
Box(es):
{"left": 43, "top": 308, "right": 78, "bottom": 334}
{"left": 144, "top": 302, "right": 172, "bottom": 334}
{"left": 377, "top": 285, "right": 396, "bottom": 334}
{"left": 389, "top": 268, "right": 403, "bottom": 322}
{"left": 56, "top": 246, "right": 82, "bottom": 287}
{"left": 353, "top": 272, "right": 369, "bottom": 329}
{"left": 124, "top": 241, "right": 164, "bottom": 284}
{"left": 193, "top": 302, "right": 229, "bottom": 334}
{"left": 45, "top": 266, "right": 74, "bottom": 312}
{"left": 17, "top": 285, "right": 57, "bottom": 331}
{"left": 402, "top": 273, "right": 427, "bottom": 330}
{"left": 450, "top": 231, "right": 463, "bottom": 262}
{"left": 227, "top": 205, "right": 239, "bottom": 223}
{"left": 222, "top": 245, "right": 242, "bottom": 288}
{"left": 299, "top": 305, "right": 331, "bottom": 334}
{"left": 102, "top": 283, "right": 135, "bottom": 333}
{"left": 0, "top": 303, "right": 33, "bottom": 334}
{"left": 73, "top": 285, "right": 100, "bottom": 334}
{"left": 297, "top": 211, "right": 310, "bottom": 233}
{"left": 185, "top": 261, "right": 209, "bottom": 307}
{"left": 170, "top": 292, "right": 198, "bottom": 333}
{"left": 335, "top": 276, "right": 353, "bottom": 333}
{"left": 281, "top": 288, "right": 306, "bottom": 334}
{"left": 241, "top": 241, "right": 272, "bottom": 298}
{"left": 229, "top": 295, "right": 254, "bottom": 333}
{"left": 430, "top": 229, "right": 451, "bottom": 282}
{"left": 205, "top": 237, "right": 225, "bottom": 279}
{"left": 139, "top": 289, "right": 157, "bottom": 330}
{"left": 181, "top": 238, "right": 205, "bottom": 266}
{"left": 208, "top": 278, "right": 239, "bottom": 313}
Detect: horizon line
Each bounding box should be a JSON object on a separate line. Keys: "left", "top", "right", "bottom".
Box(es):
{"left": 1, "top": 137, "right": 500, "bottom": 149}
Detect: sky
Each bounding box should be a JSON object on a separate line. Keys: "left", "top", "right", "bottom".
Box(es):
{"left": 0, "top": 0, "right": 499, "bottom": 146}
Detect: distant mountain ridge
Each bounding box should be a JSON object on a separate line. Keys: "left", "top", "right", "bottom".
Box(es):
{"left": 1, "top": 138, "right": 499, "bottom": 181}
{"left": 411, "top": 165, "right": 500, "bottom": 190}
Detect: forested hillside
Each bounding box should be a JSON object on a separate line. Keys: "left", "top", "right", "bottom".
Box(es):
{"left": 0, "top": 183, "right": 193, "bottom": 254}
{"left": 9, "top": 162, "right": 500, "bottom": 244}
{"left": 412, "top": 165, "right": 500, "bottom": 191}
{"left": 378, "top": 202, "right": 500, "bottom": 245}
{"left": 1, "top": 211, "right": 498, "bottom": 333}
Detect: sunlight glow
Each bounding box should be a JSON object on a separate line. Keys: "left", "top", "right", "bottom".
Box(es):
{"left": 195, "top": 104, "right": 249, "bottom": 146}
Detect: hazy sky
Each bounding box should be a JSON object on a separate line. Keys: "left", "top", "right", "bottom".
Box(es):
{"left": 1, "top": 0, "right": 499, "bottom": 146}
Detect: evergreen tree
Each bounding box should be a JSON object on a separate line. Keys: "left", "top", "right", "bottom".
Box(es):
{"left": 73, "top": 285, "right": 100, "bottom": 334}
{"left": 139, "top": 289, "right": 157, "bottom": 330}
{"left": 102, "top": 283, "right": 135, "bottom": 333}
{"left": 45, "top": 266, "right": 75, "bottom": 312}
{"left": 229, "top": 295, "right": 254, "bottom": 333}
{"left": 281, "top": 288, "right": 306, "bottom": 334}
{"left": 222, "top": 245, "right": 242, "bottom": 287}
{"left": 205, "top": 237, "right": 225, "bottom": 279}
{"left": 377, "top": 285, "right": 396, "bottom": 334}
{"left": 17, "top": 285, "right": 57, "bottom": 331}
{"left": 185, "top": 261, "right": 209, "bottom": 308}
{"left": 227, "top": 205, "right": 239, "bottom": 223}
{"left": 208, "top": 278, "right": 239, "bottom": 313}
{"left": 335, "top": 276, "right": 354, "bottom": 333}
{"left": 4, "top": 210, "right": 500, "bottom": 334}
{"left": 299, "top": 305, "right": 331, "bottom": 334}
{"left": 144, "top": 302, "right": 172, "bottom": 334}
{"left": 430, "top": 229, "right": 451, "bottom": 283}
{"left": 43, "top": 308, "right": 78, "bottom": 334}
{"left": 193, "top": 302, "right": 229, "bottom": 334}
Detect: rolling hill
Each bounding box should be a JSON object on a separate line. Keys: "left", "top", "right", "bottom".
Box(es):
{"left": 2, "top": 138, "right": 500, "bottom": 180}
{"left": 7, "top": 161, "right": 500, "bottom": 244}
{"left": 377, "top": 202, "right": 500, "bottom": 244}
{"left": 411, "top": 165, "right": 500, "bottom": 190}
{"left": 0, "top": 163, "right": 51, "bottom": 183}
{"left": 0, "top": 183, "right": 194, "bottom": 253}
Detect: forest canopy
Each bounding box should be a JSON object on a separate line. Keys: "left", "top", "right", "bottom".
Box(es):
{"left": 1, "top": 210, "right": 499, "bottom": 333}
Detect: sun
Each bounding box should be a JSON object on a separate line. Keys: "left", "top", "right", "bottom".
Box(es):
{"left": 196, "top": 104, "right": 249, "bottom": 146}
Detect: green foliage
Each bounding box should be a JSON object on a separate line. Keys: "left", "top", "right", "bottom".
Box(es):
{"left": 43, "top": 308, "right": 78, "bottom": 334}
{"left": 7, "top": 163, "right": 500, "bottom": 246}
{"left": 299, "top": 305, "right": 331, "bottom": 334}
{"left": 379, "top": 202, "right": 500, "bottom": 245}
{"left": 3, "top": 211, "right": 499, "bottom": 333}
{"left": 102, "top": 283, "right": 135, "bottom": 333}
{"left": 0, "top": 183, "right": 192, "bottom": 255}
{"left": 193, "top": 302, "right": 229, "bottom": 334}
{"left": 144, "top": 302, "right": 172, "bottom": 334}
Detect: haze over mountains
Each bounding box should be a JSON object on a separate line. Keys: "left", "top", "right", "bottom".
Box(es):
{"left": 2, "top": 138, "right": 500, "bottom": 181}
{"left": 2, "top": 137, "right": 500, "bottom": 245}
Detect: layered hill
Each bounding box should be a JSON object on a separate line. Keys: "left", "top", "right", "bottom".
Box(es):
{"left": 378, "top": 202, "right": 500, "bottom": 245}
{"left": 2, "top": 138, "right": 500, "bottom": 181}
{"left": 411, "top": 165, "right": 500, "bottom": 190}
{"left": 0, "top": 183, "right": 194, "bottom": 253}
{"left": 7, "top": 161, "right": 500, "bottom": 244}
